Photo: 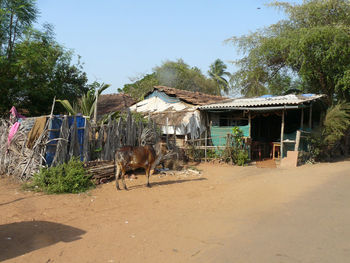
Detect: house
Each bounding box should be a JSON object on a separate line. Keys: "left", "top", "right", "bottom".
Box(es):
{"left": 97, "top": 93, "right": 135, "bottom": 119}
{"left": 129, "top": 86, "right": 227, "bottom": 146}
{"left": 199, "top": 94, "right": 326, "bottom": 160}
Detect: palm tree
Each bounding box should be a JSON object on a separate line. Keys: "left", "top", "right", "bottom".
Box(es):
{"left": 208, "top": 59, "right": 231, "bottom": 94}
{"left": 57, "top": 82, "right": 110, "bottom": 119}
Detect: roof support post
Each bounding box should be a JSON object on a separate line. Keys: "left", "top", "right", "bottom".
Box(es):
{"left": 280, "top": 109, "right": 285, "bottom": 159}
{"left": 248, "top": 111, "right": 251, "bottom": 138}
{"left": 300, "top": 108, "right": 304, "bottom": 130}
{"left": 248, "top": 111, "right": 252, "bottom": 160}
{"left": 204, "top": 129, "right": 207, "bottom": 162}
{"left": 309, "top": 103, "right": 313, "bottom": 129}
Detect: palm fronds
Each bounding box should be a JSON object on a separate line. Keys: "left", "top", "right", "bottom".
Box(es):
{"left": 57, "top": 82, "right": 111, "bottom": 118}
{"left": 56, "top": 99, "right": 77, "bottom": 115}
{"left": 323, "top": 102, "right": 350, "bottom": 145}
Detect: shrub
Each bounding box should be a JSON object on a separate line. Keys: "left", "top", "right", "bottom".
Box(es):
{"left": 304, "top": 102, "right": 350, "bottom": 162}
{"left": 236, "top": 149, "right": 249, "bottom": 166}
{"left": 206, "top": 148, "right": 220, "bottom": 159}
{"left": 323, "top": 102, "right": 350, "bottom": 146}
{"left": 24, "top": 158, "right": 95, "bottom": 194}
{"left": 221, "top": 127, "right": 250, "bottom": 166}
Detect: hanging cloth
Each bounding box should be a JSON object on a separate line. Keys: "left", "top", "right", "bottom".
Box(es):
{"left": 26, "top": 117, "right": 47, "bottom": 149}
{"left": 7, "top": 122, "right": 21, "bottom": 147}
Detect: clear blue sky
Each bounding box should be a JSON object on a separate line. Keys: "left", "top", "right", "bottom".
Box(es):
{"left": 36, "top": 0, "right": 295, "bottom": 94}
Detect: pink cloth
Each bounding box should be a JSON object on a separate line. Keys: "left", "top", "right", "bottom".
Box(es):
{"left": 10, "top": 106, "right": 26, "bottom": 119}
{"left": 8, "top": 122, "right": 21, "bottom": 146}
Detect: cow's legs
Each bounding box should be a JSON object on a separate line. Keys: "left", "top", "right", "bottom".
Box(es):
{"left": 146, "top": 166, "right": 151, "bottom": 187}
{"left": 115, "top": 164, "right": 121, "bottom": 190}
{"left": 121, "top": 168, "right": 128, "bottom": 190}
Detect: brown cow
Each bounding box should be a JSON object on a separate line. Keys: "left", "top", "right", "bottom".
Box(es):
{"left": 114, "top": 144, "right": 162, "bottom": 190}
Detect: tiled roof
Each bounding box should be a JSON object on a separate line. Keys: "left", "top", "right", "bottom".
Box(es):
{"left": 145, "top": 86, "right": 227, "bottom": 106}
{"left": 97, "top": 93, "right": 135, "bottom": 116}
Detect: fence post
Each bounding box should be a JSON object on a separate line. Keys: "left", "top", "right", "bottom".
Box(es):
{"left": 83, "top": 118, "right": 90, "bottom": 162}
{"left": 205, "top": 129, "right": 207, "bottom": 162}
{"left": 166, "top": 117, "right": 169, "bottom": 147}
{"left": 294, "top": 130, "right": 301, "bottom": 152}
{"left": 280, "top": 110, "right": 285, "bottom": 159}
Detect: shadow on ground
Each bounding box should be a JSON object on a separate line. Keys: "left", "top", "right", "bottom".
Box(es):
{"left": 127, "top": 177, "right": 207, "bottom": 190}
{"left": 0, "top": 221, "right": 86, "bottom": 261}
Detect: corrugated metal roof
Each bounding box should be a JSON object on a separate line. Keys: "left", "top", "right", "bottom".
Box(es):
{"left": 199, "top": 94, "right": 325, "bottom": 110}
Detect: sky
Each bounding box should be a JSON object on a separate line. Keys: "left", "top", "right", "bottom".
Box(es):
{"left": 35, "top": 0, "right": 293, "bottom": 94}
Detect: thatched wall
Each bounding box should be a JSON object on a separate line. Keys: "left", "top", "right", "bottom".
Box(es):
{"left": 0, "top": 117, "right": 47, "bottom": 179}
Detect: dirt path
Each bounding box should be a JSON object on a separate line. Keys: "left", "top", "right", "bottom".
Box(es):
{"left": 1, "top": 160, "right": 350, "bottom": 263}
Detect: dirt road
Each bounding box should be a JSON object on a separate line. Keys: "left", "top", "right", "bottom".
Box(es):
{"left": 1, "top": 160, "right": 350, "bottom": 263}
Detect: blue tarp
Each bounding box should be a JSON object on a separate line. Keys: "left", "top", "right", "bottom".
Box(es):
{"left": 45, "top": 116, "right": 86, "bottom": 166}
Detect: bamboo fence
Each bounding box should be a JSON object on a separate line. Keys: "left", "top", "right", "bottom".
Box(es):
{"left": 0, "top": 109, "right": 161, "bottom": 181}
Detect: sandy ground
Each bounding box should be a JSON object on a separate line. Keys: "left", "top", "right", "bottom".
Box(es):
{"left": 1, "top": 160, "right": 350, "bottom": 263}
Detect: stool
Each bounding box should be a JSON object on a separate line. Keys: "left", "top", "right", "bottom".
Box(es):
{"left": 272, "top": 142, "right": 281, "bottom": 160}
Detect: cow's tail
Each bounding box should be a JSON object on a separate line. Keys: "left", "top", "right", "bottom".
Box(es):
{"left": 113, "top": 150, "right": 116, "bottom": 176}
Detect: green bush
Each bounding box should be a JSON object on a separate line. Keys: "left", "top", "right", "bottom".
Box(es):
{"left": 236, "top": 149, "right": 249, "bottom": 166}
{"left": 24, "top": 158, "right": 95, "bottom": 194}
{"left": 303, "top": 102, "right": 350, "bottom": 163}
{"left": 206, "top": 148, "right": 220, "bottom": 159}
{"left": 221, "top": 127, "right": 250, "bottom": 166}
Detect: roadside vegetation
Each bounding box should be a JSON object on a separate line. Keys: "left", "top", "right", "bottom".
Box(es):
{"left": 23, "top": 158, "right": 95, "bottom": 194}
{"left": 307, "top": 102, "right": 350, "bottom": 162}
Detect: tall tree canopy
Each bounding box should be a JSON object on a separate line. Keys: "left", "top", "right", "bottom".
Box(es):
{"left": 228, "top": 0, "right": 350, "bottom": 104}
{"left": 0, "top": 0, "right": 89, "bottom": 116}
{"left": 120, "top": 59, "right": 222, "bottom": 101}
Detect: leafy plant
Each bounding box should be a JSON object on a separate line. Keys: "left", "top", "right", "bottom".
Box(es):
{"left": 305, "top": 131, "right": 325, "bottom": 163}
{"left": 24, "top": 158, "right": 95, "bottom": 194}
{"left": 221, "top": 127, "right": 250, "bottom": 166}
{"left": 236, "top": 150, "right": 249, "bottom": 166}
{"left": 206, "top": 148, "right": 220, "bottom": 159}
{"left": 57, "top": 82, "right": 110, "bottom": 118}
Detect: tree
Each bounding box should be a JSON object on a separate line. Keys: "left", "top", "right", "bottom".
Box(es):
{"left": 0, "top": 1, "right": 91, "bottom": 116}
{"left": 120, "top": 59, "right": 219, "bottom": 100}
{"left": 208, "top": 59, "right": 231, "bottom": 94}
{"left": 228, "top": 0, "right": 350, "bottom": 103}
{"left": 0, "top": 0, "right": 38, "bottom": 59}
{"left": 5, "top": 27, "right": 89, "bottom": 115}
{"left": 120, "top": 73, "right": 159, "bottom": 101}
{"left": 0, "top": 0, "right": 39, "bottom": 115}
{"left": 154, "top": 59, "right": 218, "bottom": 94}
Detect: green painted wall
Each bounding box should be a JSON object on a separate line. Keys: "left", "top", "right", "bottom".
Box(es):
{"left": 210, "top": 125, "right": 250, "bottom": 146}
